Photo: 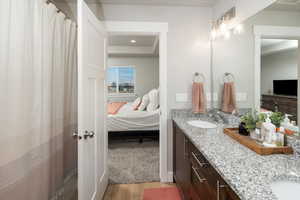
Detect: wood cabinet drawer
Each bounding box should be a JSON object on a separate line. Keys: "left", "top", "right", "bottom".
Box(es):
{"left": 191, "top": 165, "right": 215, "bottom": 200}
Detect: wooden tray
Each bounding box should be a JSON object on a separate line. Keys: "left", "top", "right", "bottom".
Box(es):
{"left": 224, "top": 128, "right": 293, "bottom": 155}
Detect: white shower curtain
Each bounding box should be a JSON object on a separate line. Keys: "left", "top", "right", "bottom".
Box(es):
{"left": 0, "top": 0, "right": 77, "bottom": 199}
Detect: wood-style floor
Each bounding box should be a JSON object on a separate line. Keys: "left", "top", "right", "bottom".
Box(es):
{"left": 102, "top": 182, "right": 175, "bottom": 200}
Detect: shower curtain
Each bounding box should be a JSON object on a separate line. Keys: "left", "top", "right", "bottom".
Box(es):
{"left": 0, "top": 0, "right": 78, "bottom": 199}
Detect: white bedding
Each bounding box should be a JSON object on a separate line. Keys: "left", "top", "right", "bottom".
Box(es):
{"left": 107, "top": 103, "right": 160, "bottom": 132}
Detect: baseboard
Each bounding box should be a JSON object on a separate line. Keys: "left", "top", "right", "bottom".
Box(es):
{"left": 93, "top": 170, "right": 108, "bottom": 200}
{"left": 167, "top": 171, "right": 174, "bottom": 182}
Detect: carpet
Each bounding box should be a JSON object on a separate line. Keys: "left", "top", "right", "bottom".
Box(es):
{"left": 108, "top": 140, "right": 159, "bottom": 184}
{"left": 143, "top": 187, "right": 181, "bottom": 200}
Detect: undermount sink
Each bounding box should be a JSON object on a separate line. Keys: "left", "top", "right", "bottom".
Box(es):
{"left": 270, "top": 180, "right": 300, "bottom": 200}
{"left": 187, "top": 120, "right": 217, "bottom": 129}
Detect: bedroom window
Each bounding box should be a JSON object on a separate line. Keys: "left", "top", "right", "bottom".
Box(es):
{"left": 107, "top": 66, "right": 135, "bottom": 95}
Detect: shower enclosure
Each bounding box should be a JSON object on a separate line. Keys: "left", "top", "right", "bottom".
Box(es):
{"left": 0, "top": 0, "right": 78, "bottom": 199}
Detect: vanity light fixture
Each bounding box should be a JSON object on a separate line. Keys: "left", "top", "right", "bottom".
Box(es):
{"left": 130, "top": 39, "right": 136, "bottom": 43}
{"left": 210, "top": 7, "right": 243, "bottom": 40}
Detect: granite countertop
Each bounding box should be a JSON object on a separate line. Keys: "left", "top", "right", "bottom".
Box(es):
{"left": 172, "top": 109, "right": 300, "bottom": 200}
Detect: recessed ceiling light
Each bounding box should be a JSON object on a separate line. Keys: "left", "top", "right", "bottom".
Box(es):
{"left": 130, "top": 40, "right": 136, "bottom": 43}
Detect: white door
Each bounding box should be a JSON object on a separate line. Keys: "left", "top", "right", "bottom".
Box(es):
{"left": 78, "top": 1, "right": 108, "bottom": 200}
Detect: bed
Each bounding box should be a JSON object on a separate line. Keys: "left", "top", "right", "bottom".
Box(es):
{"left": 107, "top": 102, "right": 160, "bottom": 132}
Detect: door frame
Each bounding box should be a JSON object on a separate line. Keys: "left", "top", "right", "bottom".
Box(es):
{"left": 253, "top": 25, "right": 300, "bottom": 125}
{"left": 104, "top": 21, "right": 170, "bottom": 182}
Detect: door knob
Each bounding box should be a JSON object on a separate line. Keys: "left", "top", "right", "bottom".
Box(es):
{"left": 84, "top": 130, "right": 95, "bottom": 139}
{"left": 73, "top": 131, "right": 82, "bottom": 140}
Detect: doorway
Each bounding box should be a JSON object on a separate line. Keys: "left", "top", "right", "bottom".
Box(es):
{"left": 104, "top": 21, "right": 169, "bottom": 182}
{"left": 106, "top": 34, "right": 160, "bottom": 183}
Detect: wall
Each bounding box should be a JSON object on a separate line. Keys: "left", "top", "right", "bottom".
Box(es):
{"left": 212, "top": 10, "right": 300, "bottom": 109}
{"left": 261, "top": 49, "right": 298, "bottom": 95}
{"left": 107, "top": 56, "right": 159, "bottom": 101}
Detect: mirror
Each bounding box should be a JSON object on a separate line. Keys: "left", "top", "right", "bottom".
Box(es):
{"left": 260, "top": 39, "right": 298, "bottom": 123}
{"left": 212, "top": 1, "right": 300, "bottom": 136}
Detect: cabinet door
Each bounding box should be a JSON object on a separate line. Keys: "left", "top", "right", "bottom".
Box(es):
{"left": 173, "top": 123, "right": 191, "bottom": 199}
{"left": 217, "top": 181, "right": 240, "bottom": 200}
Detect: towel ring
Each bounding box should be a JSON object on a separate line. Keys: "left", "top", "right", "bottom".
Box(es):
{"left": 223, "top": 72, "right": 235, "bottom": 83}
{"left": 193, "top": 72, "right": 205, "bottom": 83}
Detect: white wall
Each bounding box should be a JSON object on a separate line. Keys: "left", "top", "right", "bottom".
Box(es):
{"left": 212, "top": 10, "right": 300, "bottom": 109}
{"left": 107, "top": 56, "right": 159, "bottom": 101}
{"left": 261, "top": 49, "right": 298, "bottom": 95}
{"left": 90, "top": 3, "right": 212, "bottom": 173}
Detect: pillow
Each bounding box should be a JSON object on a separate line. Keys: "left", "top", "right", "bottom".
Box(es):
{"left": 147, "top": 89, "right": 159, "bottom": 112}
{"left": 138, "top": 94, "right": 150, "bottom": 111}
{"left": 132, "top": 97, "right": 141, "bottom": 110}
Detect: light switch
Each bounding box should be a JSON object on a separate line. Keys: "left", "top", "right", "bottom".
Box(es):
{"left": 207, "top": 93, "right": 218, "bottom": 101}
{"left": 176, "top": 93, "right": 188, "bottom": 102}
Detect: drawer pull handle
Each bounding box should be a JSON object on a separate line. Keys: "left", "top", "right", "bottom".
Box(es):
{"left": 192, "top": 166, "right": 206, "bottom": 183}
{"left": 192, "top": 152, "right": 208, "bottom": 167}
{"left": 217, "top": 180, "right": 228, "bottom": 200}
{"left": 184, "top": 137, "right": 189, "bottom": 158}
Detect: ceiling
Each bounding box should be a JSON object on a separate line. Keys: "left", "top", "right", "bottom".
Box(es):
{"left": 266, "top": 0, "right": 300, "bottom": 12}
{"left": 108, "top": 35, "right": 159, "bottom": 56}
{"left": 261, "top": 39, "right": 298, "bottom": 56}
{"left": 109, "top": 35, "right": 156, "bottom": 47}
{"left": 83, "top": 0, "right": 216, "bottom": 6}
{"left": 261, "top": 39, "right": 288, "bottom": 47}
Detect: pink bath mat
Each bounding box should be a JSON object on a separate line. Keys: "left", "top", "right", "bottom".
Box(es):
{"left": 143, "top": 187, "right": 181, "bottom": 200}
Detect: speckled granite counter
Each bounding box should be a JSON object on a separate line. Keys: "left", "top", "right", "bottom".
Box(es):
{"left": 172, "top": 109, "right": 300, "bottom": 200}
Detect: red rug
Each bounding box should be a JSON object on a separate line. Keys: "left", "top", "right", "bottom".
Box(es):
{"left": 143, "top": 187, "right": 181, "bottom": 200}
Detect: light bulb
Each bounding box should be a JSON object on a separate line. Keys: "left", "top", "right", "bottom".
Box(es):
{"left": 211, "top": 29, "right": 217, "bottom": 40}
{"left": 233, "top": 24, "right": 243, "bottom": 34}
{"left": 220, "top": 22, "right": 227, "bottom": 33}
{"left": 224, "top": 30, "right": 231, "bottom": 40}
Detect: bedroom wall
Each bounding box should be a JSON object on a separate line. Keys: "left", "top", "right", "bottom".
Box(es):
{"left": 261, "top": 49, "right": 298, "bottom": 95}
{"left": 212, "top": 10, "right": 300, "bottom": 109}
{"left": 107, "top": 56, "right": 159, "bottom": 102}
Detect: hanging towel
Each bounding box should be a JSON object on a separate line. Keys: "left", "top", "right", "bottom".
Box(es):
{"left": 221, "top": 82, "right": 237, "bottom": 113}
{"left": 192, "top": 82, "right": 206, "bottom": 113}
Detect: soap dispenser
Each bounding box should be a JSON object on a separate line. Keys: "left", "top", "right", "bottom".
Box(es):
{"left": 261, "top": 114, "right": 276, "bottom": 147}
{"left": 281, "top": 114, "right": 291, "bottom": 127}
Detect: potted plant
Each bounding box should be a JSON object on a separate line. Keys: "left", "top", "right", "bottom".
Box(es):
{"left": 256, "top": 113, "right": 267, "bottom": 129}
{"left": 269, "top": 112, "right": 284, "bottom": 131}
{"left": 241, "top": 113, "right": 258, "bottom": 138}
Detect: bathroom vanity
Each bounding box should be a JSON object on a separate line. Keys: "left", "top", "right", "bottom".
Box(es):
{"left": 173, "top": 122, "right": 240, "bottom": 200}
{"left": 172, "top": 109, "right": 300, "bottom": 200}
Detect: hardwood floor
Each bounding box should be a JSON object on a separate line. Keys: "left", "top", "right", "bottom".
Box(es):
{"left": 102, "top": 182, "right": 175, "bottom": 200}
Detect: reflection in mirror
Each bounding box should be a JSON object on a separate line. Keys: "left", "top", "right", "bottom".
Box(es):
{"left": 260, "top": 39, "right": 298, "bottom": 123}
{"left": 212, "top": 1, "right": 300, "bottom": 138}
